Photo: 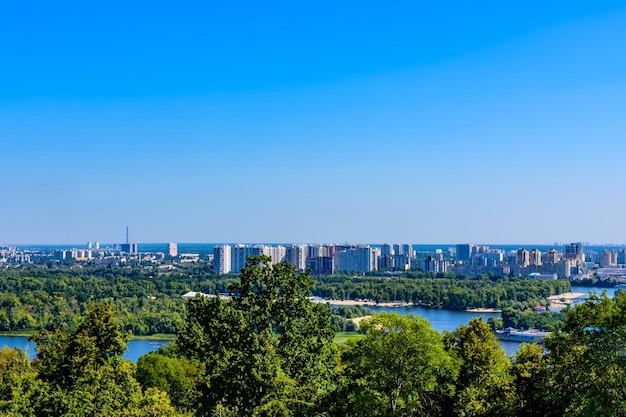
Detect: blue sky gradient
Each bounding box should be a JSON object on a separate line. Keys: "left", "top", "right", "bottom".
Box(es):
{"left": 2, "top": 1, "right": 626, "bottom": 244}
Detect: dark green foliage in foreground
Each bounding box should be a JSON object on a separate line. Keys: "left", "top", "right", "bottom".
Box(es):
{"left": 0, "top": 346, "right": 38, "bottom": 416}
{"left": 542, "top": 293, "right": 626, "bottom": 416}
{"left": 511, "top": 343, "right": 549, "bottom": 417}
{"left": 2, "top": 262, "right": 626, "bottom": 416}
{"left": 0, "top": 303, "right": 186, "bottom": 416}
{"left": 341, "top": 313, "right": 458, "bottom": 416}
{"left": 135, "top": 352, "right": 200, "bottom": 412}
{"left": 176, "top": 256, "right": 337, "bottom": 416}
{"left": 444, "top": 318, "right": 517, "bottom": 417}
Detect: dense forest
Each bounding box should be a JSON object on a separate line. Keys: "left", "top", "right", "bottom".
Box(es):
{"left": 0, "top": 265, "right": 569, "bottom": 335}
{"left": 312, "top": 273, "right": 570, "bottom": 309}
{"left": 0, "top": 256, "right": 624, "bottom": 416}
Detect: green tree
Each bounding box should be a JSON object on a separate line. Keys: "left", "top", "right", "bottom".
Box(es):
{"left": 511, "top": 343, "right": 549, "bottom": 417}
{"left": 176, "top": 256, "right": 336, "bottom": 416}
{"left": 341, "top": 313, "right": 458, "bottom": 417}
{"left": 543, "top": 292, "right": 626, "bottom": 416}
{"left": 136, "top": 352, "right": 197, "bottom": 412}
{"left": 444, "top": 318, "right": 516, "bottom": 417}
{"left": 31, "top": 304, "right": 139, "bottom": 416}
{"left": 0, "top": 347, "right": 39, "bottom": 416}
{"left": 132, "top": 387, "right": 188, "bottom": 417}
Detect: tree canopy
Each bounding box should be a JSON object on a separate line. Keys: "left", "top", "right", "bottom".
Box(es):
{"left": 341, "top": 312, "right": 458, "bottom": 417}
{"left": 0, "top": 261, "right": 625, "bottom": 416}
{"left": 176, "top": 256, "right": 336, "bottom": 416}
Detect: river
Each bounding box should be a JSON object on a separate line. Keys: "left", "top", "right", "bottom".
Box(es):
{"left": 0, "top": 286, "right": 613, "bottom": 360}
{"left": 335, "top": 304, "right": 524, "bottom": 355}
{"left": 0, "top": 336, "right": 170, "bottom": 362}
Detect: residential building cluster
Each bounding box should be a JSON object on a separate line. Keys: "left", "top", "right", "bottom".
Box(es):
{"left": 0, "top": 246, "right": 31, "bottom": 263}
{"left": 213, "top": 243, "right": 413, "bottom": 275}
{"left": 5, "top": 236, "right": 626, "bottom": 282}
{"left": 452, "top": 242, "right": 624, "bottom": 279}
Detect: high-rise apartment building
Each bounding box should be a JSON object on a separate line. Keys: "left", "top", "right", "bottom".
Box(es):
{"left": 456, "top": 244, "right": 473, "bottom": 262}
{"left": 335, "top": 246, "right": 373, "bottom": 273}
{"left": 120, "top": 243, "right": 138, "bottom": 254}
{"left": 256, "top": 245, "right": 287, "bottom": 265}
{"left": 546, "top": 249, "right": 560, "bottom": 264}
{"left": 231, "top": 245, "right": 262, "bottom": 273}
{"left": 378, "top": 255, "right": 395, "bottom": 269}
{"left": 167, "top": 243, "right": 178, "bottom": 257}
{"left": 424, "top": 256, "right": 448, "bottom": 273}
{"left": 213, "top": 245, "right": 232, "bottom": 274}
{"left": 310, "top": 256, "right": 334, "bottom": 275}
{"left": 529, "top": 248, "right": 542, "bottom": 266}
{"left": 287, "top": 244, "right": 308, "bottom": 271}
{"left": 600, "top": 250, "right": 618, "bottom": 267}
{"left": 517, "top": 248, "right": 530, "bottom": 267}
{"left": 564, "top": 242, "right": 585, "bottom": 264}
{"left": 381, "top": 244, "right": 393, "bottom": 257}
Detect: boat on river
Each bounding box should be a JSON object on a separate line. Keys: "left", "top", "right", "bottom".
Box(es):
{"left": 495, "top": 328, "right": 549, "bottom": 343}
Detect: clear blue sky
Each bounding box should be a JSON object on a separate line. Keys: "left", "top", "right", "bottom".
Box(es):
{"left": 2, "top": 1, "right": 626, "bottom": 245}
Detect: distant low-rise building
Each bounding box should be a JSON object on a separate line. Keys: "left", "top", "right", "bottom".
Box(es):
{"left": 527, "top": 272, "right": 557, "bottom": 280}
{"left": 597, "top": 267, "right": 626, "bottom": 281}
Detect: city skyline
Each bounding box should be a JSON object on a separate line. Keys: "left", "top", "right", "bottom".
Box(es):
{"left": 5, "top": 239, "right": 626, "bottom": 249}
{"left": 2, "top": 2, "right": 626, "bottom": 244}
{"left": 5, "top": 240, "right": 625, "bottom": 280}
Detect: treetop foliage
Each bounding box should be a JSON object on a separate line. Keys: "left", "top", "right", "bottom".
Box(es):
{"left": 0, "top": 259, "right": 623, "bottom": 416}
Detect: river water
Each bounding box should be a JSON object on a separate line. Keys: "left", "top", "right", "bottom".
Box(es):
{"left": 0, "top": 286, "right": 613, "bottom": 360}
{"left": 339, "top": 304, "right": 523, "bottom": 355}
{"left": 0, "top": 337, "right": 170, "bottom": 362}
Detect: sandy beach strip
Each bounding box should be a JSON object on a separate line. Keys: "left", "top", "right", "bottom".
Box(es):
{"left": 547, "top": 292, "right": 587, "bottom": 308}
{"left": 313, "top": 299, "right": 412, "bottom": 307}
{"left": 547, "top": 292, "right": 586, "bottom": 302}
{"left": 466, "top": 307, "right": 503, "bottom": 313}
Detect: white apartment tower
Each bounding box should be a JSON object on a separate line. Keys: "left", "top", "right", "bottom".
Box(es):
{"left": 168, "top": 243, "right": 178, "bottom": 257}
{"left": 288, "top": 244, "right": 308, "bottom": 271}
{"left": 231, "top": 245, "right": 263, "bottom": 273}
{"left": 214, "top": 245, "right": 232, "bottom": 274}
{"left": 335, "top": 246, "right": 373, "bottom": 273}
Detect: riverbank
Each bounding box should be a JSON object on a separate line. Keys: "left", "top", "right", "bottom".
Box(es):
{"left": 0, "top": 331, "right": 176, "bottom": 341}
{"left": 466, "top": 307, "right": 502, "bottom": 313}
{"left": 315, "top": 299, "right": 412, "bottom": 307}
{"left": 350, "top": 315, "right": 372, "bottom": 327}
{"left": 548, "top": 292, "right": 587, "bottom": 309}
{"left": 334, "top": 332, "right": 364, "bottom": 344}
{"left": 316, "top": 298, "right": 503, "bottom": 313}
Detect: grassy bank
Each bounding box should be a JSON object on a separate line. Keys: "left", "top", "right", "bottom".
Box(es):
{"left": 129, "top": 333, "right": 176, "bottom": 341}
{"left": 334, "top": 332, "right": 364, "bottom": 344}
{"left": 0, "top": 330, "right": 33, "bottom": 337}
